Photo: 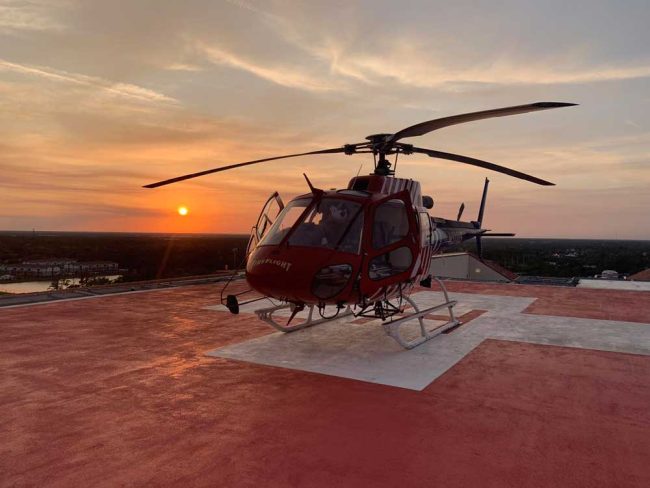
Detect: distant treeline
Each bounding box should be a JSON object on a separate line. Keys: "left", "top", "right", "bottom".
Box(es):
{"left": 0, "top": 232, "right": 249, "bottom": 281}
{"left": 0, "top": 232, "right": 648, "bottom": 280}
{"left": 460, "top": 238, "right": 650, "bottom": 277}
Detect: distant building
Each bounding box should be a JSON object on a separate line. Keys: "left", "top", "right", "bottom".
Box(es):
{"left": 597, "top": 270, "right": 619, "bottom": 280}
{"left": 0, "top": 259, "right": 119, "bottom": 278}
{"left": 629, "top": 269, "right": 650, "bottom": 282}
{"left": 430, "top": 252, "right": 518, "bottom": 283}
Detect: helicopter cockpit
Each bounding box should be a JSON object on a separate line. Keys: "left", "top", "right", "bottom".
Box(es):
{"left": 258, "top": 194, "right": 365, "bottom": 254}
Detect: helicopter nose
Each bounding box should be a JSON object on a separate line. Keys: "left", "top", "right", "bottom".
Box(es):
{"left": 245, "top": 244, "right": 359, "bottom": 304}
{"left": 245, "top": 251, "right": 300, "bottom": 298}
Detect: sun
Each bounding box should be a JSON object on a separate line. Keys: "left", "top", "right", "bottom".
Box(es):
{"left": 177, "top": 206, "right": 189, "bottom": 216}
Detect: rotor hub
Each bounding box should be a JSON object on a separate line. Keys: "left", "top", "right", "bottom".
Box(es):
{"left": 374, "top": 152, "right": 393, "bottom": 176}
{"left": 365, "top": 133, "right": 393, "bottom": 144}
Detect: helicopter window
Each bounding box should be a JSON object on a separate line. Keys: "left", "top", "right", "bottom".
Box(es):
{"left": 372, "top": 199, "right": 410, "bottom": 249}
{"left": 288, "top": 198, "right": 364, "bottom": 253}
{"left": 369, "top": 246, "right": 412, "bottom": 280}
{"left": 258, "top": 198, "right": 311, "bottom": 246}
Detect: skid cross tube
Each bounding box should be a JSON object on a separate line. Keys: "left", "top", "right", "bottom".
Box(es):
{"left": 382, "top": 278, "right": 460, "bottom": 349}
{"left": 253, "top": 278, "right": 458, "bottom": 348}
{"left": 255, "top": 303, "right": 353, "bottom": 333}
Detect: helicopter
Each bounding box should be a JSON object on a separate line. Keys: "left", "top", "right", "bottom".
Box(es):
{"left": 145, "top": 102, "right": 576, "bottom": 349}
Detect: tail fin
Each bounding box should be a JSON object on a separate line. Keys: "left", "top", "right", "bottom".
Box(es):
{"left": 475, "top": 178, "right": 489, "bottom": 259}
{"left": 473, "top": 178, "right": 515, "bottom": 260}
{"left": 477, "top": 178, "right": 489, "bottom": 227}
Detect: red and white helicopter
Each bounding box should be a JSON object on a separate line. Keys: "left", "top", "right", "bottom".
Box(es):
{"left": 145, "top": 102, "right": 576, "bottom": 348}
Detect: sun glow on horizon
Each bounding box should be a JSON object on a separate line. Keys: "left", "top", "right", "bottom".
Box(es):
{"left": 178, "top": 206, "right": 189, "bottom": 216}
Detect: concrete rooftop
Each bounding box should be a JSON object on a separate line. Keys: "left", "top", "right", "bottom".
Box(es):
{"left": 2, "top": 281, "right": 649, "bottom": 487}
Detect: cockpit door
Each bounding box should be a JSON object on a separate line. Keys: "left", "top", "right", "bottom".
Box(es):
{"left": 362, "top": 190, "right": 418, "bottom": 288}
{"left": 247, "top": 192, "right": 284, "bottom": 255}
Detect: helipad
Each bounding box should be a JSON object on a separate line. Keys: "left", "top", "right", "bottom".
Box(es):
{"left": 2, "top": 281, "right": 649, "bottom": 487}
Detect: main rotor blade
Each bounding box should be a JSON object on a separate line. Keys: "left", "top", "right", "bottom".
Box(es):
{"left": 143, "top": 147, "right": 348, "bottom": 188}
{"left": 389, "top": 102, "right": 577, "bottom": 143}
{"left": 410, "top": 146, "right": 555, "bottom": 186}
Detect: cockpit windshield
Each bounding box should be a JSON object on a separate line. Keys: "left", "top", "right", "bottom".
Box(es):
{"left": 289, "top": 198, "right": 363, "bottom": 253}
{"left": 258, "top": 198, "right": 311, "bottom": 246}
{"left": 258, "top": 197, "right": 364, "bottom": 254}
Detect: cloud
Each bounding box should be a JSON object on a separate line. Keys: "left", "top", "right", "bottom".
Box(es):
{"left": 165, "top": 63, "right": 203, "bottom": 72}
{"left": 223, "top": 0, "right": 279, "bottom": 22}
{"left": 240, "top": 5, "right": 650, "bottom": 91}
{"left": 385, "top": 59, "right": 650, "bottom": 88}
{"left": 0, "top": 59, "right": 177, "bottom": 103}
{"left": 196, "top": 42, "right": 346, "bottom": 93}
{"left": 0, "top": 0, "right": 67, "bottom": 33}
{"left": 288, "top": 40, "right": 650, "bottom": 90}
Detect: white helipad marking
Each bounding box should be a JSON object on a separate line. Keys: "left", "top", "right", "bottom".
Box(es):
{"left": 206, "top": 291, "right": 650, "bottom": 391}
{"left": 577, "top": 279, "right": 650, "bottom": 291}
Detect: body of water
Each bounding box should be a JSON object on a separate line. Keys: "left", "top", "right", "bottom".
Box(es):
{"left": 0, "top": 276, "right": 122, "bottom": 294}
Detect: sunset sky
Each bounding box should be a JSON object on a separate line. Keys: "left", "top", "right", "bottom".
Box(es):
{"left": 1, "top": 0, "right": 649, "bottom": 238}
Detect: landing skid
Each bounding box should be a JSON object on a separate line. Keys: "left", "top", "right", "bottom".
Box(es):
{"left": 255, "top": 303, "right": 353, "bottom": 333}
{"left": 253, "top": 278, "right": 458, "bottom": 350}
{"left": 382, "top": 278, "right": 460, "bottom": 349}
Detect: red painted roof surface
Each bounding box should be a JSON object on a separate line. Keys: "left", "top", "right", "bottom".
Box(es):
{"left": 446, "top": 280, "right": 650, "bottom": 323}
{"left": 1, "top": 281, "right": 649, "bottom": 487}
{"left": 629, "top": 269, "right": 650, "bottom": 281}
{"left": 482, "top": 258, "right": 519, "bottom": 281}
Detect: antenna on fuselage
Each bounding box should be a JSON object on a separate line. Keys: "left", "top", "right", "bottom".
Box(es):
{"left": 457, "top": 202, "right": 465, "bottom": 221}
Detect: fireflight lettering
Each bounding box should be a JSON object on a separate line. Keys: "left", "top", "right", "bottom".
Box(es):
{"left": 250, "top": 258, "right": 292, "bottom": 272}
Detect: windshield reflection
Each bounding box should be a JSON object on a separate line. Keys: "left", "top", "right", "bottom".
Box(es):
{"left": 258, "top": 197, "right": 364, "bottom": 254}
